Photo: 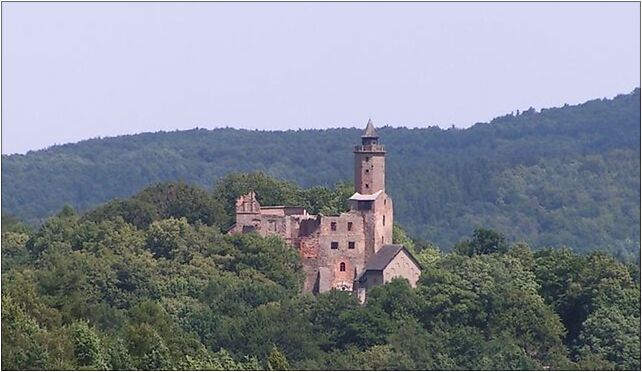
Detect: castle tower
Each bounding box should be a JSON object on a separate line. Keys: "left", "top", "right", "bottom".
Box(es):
{"left": 350, "top": 119, "right": 393, "bottom": 257}
{"left": 354, "top": 119, "right": 386, "bottom": 194}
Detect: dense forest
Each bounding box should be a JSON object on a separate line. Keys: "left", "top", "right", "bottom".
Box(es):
{"left": 3, "top": 89, "right": 640, "bottom": 259}
{"left": 2, "top": 179, "right": 640, "bottom": 370}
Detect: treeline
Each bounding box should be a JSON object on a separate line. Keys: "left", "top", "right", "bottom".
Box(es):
{"left": 3, "top": 88, "right": 640, "bottom": 258}
{"left": 2, "top": 179, "right": 640, "bottom": 370}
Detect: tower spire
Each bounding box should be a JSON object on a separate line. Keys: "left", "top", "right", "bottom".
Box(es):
{"left": 354, "top": 118, "right": 386, "bottom": 195}
{"left": 362, "top": 118, "right": 379, "bottom": 138}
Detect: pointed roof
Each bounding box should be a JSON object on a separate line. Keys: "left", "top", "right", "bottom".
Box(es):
{"left": 361, "top": 118, "right": 379, "bottom": 138}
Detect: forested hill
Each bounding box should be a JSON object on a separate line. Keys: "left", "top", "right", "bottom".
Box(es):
{"left": 3, "top": 89, "right": 640, "bottom": 258}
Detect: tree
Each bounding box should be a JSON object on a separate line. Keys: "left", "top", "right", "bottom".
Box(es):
{"left": 267, "top": 345, "right": 290, "bottom": 370}
{"left": 387, "top": 316, "right": 454, "bottom": 370}
{"left": 1, "top": 295, "right": 49, "bottom": 370}
{"left": 145, "top": 217, "right": 191, "bottom": 260}
{"left": 454, "top": 228, "right": 509, "bottom": 256}
{"left": 310, "top": 289, "right": 359, "bottom": 350}
{"left": 2, "top": 231, "right": 30, "bottom": 273}
{"left": 577, "top": 306, "right": 641, "bottom": 370}
{"left": 366, "top": 278, "right": 423, "bottom": 320}
{"left": 136, "top": 182, "right": 227, "bottom": 228}
{"left": 70, "top": 320, "right": 107, "bottom": 369}
{"left": 105, "top": 337, "right": 133, "bottom": 370}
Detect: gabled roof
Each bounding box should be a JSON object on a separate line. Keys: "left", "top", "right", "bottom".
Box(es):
{"left": 363, "top": 244, "right": 405, "bottom": 271}
{"left": 358, "top": 244, "right": 423, "bottom": 280}
{"left": 362, "top": 118, "right": 379, "bottom": 138}
{"left": 348, "top": 190, "right": 383, "bottom": 201}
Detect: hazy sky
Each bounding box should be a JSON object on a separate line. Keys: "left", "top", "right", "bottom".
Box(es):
{"left": 2, "top": 2, "right": 640, "bottom": 154}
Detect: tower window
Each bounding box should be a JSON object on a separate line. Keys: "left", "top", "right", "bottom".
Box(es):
{"left": 347, "top": 222, "right": 353, "bottom": 231}
{"left": 382, "top": 236, "right": 384, "bottom": 244}
{"left": 340, "top": 262, "right": 346, "bottom": 272}
{"left": 365, "top": 169, "right": 369, "bottom": 174}
{"left": 383, "top": 215, "right": 386, "bottom": 226}
{"left": 348, "top": 241, "right": 355, "bottom": 249}
{"left": 331, "top": 222, "right": 337, "bottom": 231}
{"left": 331, "top": 242, "right": 339, "bottom": 250}
{"left": 384, "top": 199, "right": 386, "bottom": 205}
{"left": 365, "top": 184, "right": 369, "bottom": 189}
{"left": 365, "top": 156, "right": 369, "bottom": 162}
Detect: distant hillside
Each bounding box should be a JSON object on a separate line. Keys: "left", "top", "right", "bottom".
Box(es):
{"left": 3, "top": 89, "right": 640, "bottom": 258}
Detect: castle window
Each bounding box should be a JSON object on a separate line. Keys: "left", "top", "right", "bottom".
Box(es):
{"left": 347, "top": 222, "right": 353, "bottom": 231}
{"left": 331, "top": 222, "right": 337, "bottom": 231}
{"left": 340, "top": 262, "right": 346, "bottom": 272}
{"left": 348, "top": 241, "right": 355, "bottom": 249}
{"left": 365, "top": 169, "right": 369, "bottom": 174}
{"left": 365, "top": 183, "right": 369, "bottom": 189}
{"left": 331, "top": 242, "right": 339, "bottom": 250}
{"left": 383, "top": 215, "right": 386, "bottom": 226}
{"left": 384, "top": 199, "right": 386, "bottom": 205}
{"left": 382, "top": 236, "right": 384, "bottom": 244}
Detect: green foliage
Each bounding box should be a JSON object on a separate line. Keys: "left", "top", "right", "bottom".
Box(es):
{"left": 392, "top": 223, "right": 416, "bottom": 252}
{"left": 310, "top": 289, "right": 359, "bottom": 351}
{"left": 533, "top": 248, "right": 641, "bottom": 366}
{"left": 1, "top": 231, "right": 30, "bottom": 273}
{"left": 70, "top": 320, "right": 107, "bottom": 369}
{"left": 146, "top": 217, "right": 192, "bottom": 259}
{"left": 454, "top": 227, "right": 509, "bottom": 256}
{"left": 417, "top": 248, "right": 571, "bottom": 369}
{"left": 267, "top": 345, "right": 290, "bottom": 370}
{"left": 4, "top": 89, "right": 639, "bottom": 258}
{"left": 1, "top": 172, "right": 639, "bottom": 370}
{"left": 85, "top": 181, "right": 227, "bottom": 230}
{"left": 577, "top": 306, "right": 640, "bottom": 370}
{"left": 2, "top": 213, "right": 33, "bottom": 234}
{"left": 1, "top": 295, "right": 49, "bottom": 370}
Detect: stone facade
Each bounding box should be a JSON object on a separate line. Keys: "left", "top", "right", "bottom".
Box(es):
{"left": 229, "top": 119, "right": 421, "bottom": 298}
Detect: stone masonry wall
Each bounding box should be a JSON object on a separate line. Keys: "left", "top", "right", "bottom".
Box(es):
{"left": 299, "top": 212, "right": 366, "bottom": 293}
{"left": 354, "top": 152, "right": 386, "bottom": 195}
{"left": 382, "top": 249, "right": 421, "bottom": 288}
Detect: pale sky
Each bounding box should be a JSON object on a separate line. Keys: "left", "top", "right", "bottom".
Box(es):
{"left": 2, "top": 2, "right": 640, "bottom": 154}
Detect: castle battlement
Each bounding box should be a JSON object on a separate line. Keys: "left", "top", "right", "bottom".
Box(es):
{"left": 354, "top": 144, "right": 386, "bottom": 153}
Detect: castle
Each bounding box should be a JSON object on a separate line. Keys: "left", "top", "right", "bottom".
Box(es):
{"left": 229, "top": 120, "right": 422, "bottom": 300}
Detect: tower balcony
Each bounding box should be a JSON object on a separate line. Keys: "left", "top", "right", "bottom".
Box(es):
{"left": 354, "top": 144, "right": 386, "bottom": 153}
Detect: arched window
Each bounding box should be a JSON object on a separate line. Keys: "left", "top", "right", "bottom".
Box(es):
{"left": 340, "top": 262, "right": 346, "bottom": 272}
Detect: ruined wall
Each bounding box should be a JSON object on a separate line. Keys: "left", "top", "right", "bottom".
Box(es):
{"left": 299, "top": 212, "right": 367, "bottom": 293}
{"left": 382, "top": 249, "right": 421, "bottom": 288}
{"left": 235, "top": 212, "right": 287, "bottom": 237}
{"left": 231, "top": 193, "right": 313, "bottom": 245}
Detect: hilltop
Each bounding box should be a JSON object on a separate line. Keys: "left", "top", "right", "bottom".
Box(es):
{"left": 2, "top": 89, "right": 640, "bottom": 258}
